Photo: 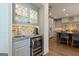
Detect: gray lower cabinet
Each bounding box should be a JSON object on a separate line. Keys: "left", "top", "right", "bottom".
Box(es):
{"left": 12, "top": 39, "right": 30, "bottom": 56}
{"left": 14, "top": 46, "right": 30, "bottom": 56}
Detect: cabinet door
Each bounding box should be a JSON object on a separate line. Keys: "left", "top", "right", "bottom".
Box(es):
{"left": 14, "top": 45, "right": 30, "bottom": 56}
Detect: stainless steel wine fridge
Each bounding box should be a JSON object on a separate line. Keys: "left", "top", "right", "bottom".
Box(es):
{"left": 30, "top": 35, "right": 43, "bottom": 56}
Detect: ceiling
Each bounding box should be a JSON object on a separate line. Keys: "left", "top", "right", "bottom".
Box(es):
{"left": 32, "top": 3, "right": 43, "bottom": 8}
{"left": 49, "top": 3, "right": 79, "bottom": 19}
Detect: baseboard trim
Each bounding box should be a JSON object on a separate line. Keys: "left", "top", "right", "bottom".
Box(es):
{"left": 43, "top": 50, "right": 49, "bottom": 55}
{"left": 0, "top": 53, "right": 8, "bottom": 56}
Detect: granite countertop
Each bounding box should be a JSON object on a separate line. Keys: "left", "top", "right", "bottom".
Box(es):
{"left": 12, "top": 34, "right": 42, "bottom": 42}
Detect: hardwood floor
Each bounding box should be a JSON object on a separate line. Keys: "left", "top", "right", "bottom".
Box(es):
{"left": 45, "top": 37, "right": 79, "bottom": 56}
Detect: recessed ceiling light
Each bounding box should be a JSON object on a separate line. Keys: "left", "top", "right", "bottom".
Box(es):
{"left": 63, "top": 8, "right": 66, "bottom": 11}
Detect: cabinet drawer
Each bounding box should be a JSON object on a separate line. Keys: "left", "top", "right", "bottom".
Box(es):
{"left": 13, "top": 46, "right": 30, "bottom": 56}
{"left": 13, "top": 39, "right": 30, "bottom": 48}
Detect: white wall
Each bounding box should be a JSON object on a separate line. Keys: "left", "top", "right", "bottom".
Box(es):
{"left": 8, "top": 4, "right": 12, "bottom": 56}
{"left": 0, "top": 3, "right": 11, "bottom": 53}
{"left": 43, "top": 4, "right": 49, "bottom": 54}
{"left": 39, "top": 5, "right": 44, "bottom": 35}
{"left": 39, "top": 3, "right": 49, "bottom": 55}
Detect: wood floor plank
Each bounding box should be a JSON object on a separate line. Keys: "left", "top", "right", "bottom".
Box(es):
{"left": 45, "top": 38, "right": 79, "bottom": 56}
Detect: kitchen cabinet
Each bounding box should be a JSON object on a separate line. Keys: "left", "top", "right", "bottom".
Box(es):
{"left": 55, "top": 19, "right": 62, "bottom": 28}
{"left": 62, "top": 17, "right": 79, "bottom": 23}
{"left": 12, "top": 39, "right": 30, "bottom": 56}
{"left": 12, "top": 35, "right": 43, "bottom": 56}
{"left": 13, "top": 4, "right": 38, "bottom": 25}
{"left": 14, "top": 46, "right": 30, "bottom": 56}
{"left": 62, "top": 18, "right": 70, "bottom": 23}
{"left": 73, "top": 17, "right": 79, "bottom": 22}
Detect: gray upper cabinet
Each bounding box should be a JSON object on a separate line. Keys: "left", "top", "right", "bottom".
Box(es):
{"left": 62, "top": 17, "right": 79, "bottom": 23}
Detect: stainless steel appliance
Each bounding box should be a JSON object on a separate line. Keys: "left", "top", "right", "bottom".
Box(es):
{"left": 30, "top": 35, "right": 43, "bottom": 56}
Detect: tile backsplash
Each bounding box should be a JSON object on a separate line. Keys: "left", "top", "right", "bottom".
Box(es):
{"left": 54, "top": 24, "right": 79, "bottom": 32}
{"left": 63, "top": 24, "right": 79, "bottom": 31}
{"left": 12, "top": 24, "right": 35, "bottom": 37}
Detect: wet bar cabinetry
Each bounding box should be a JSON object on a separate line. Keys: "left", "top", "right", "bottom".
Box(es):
{"left": 12, "top": 35, "right": 43, "bottom": 56}
{"left": 12, "top": 3, "right": 43, "bottom": 56}
{"left": 12, "top": 3, "right": 40, "bottom": 39}
{"left": 12, "top": 39, "right": 30, "bottom": 56}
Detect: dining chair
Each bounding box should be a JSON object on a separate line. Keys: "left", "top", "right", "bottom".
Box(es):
{"left": 71, "top": 34, "right": 79, "bottom": 47}
{"left": 59, "top": 32, "right": 69, "bottom": 46}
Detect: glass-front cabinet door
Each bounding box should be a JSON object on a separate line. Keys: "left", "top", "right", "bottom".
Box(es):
{"left": 30, "top": 8, "right": 38, "bottom": 25}
{"left": 14, "top": 4, "right": 29, "bottom": 24}
{"left": 13, "top": 4, "right": 38, "bottom": 25}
